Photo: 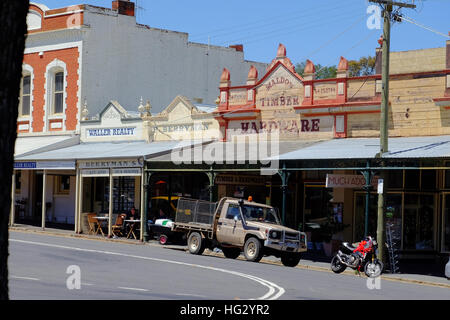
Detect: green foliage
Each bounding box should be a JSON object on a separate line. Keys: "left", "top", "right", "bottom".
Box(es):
{"left": 348, "top": 56, "right": 376, "bottom": 77}
{"left": 295, "top": 55, "right": 376, "bottom": 79}
{"left": 295, "top": 61, "right": 337, "bottom": 79}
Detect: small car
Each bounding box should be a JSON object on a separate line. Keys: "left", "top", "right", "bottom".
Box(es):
{"left": 148, "top": 218, "right": 185, "bottom": 245}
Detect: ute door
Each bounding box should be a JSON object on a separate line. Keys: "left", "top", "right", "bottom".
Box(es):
{"left": 216, "top": 203, "right": 245, "bottom": 245}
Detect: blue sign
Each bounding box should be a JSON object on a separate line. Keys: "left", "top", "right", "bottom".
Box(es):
{"left": 87, "top": 127, "right": 136, "bottom": 137}
{"left": 14, "top": 162, "right": 36, "bottom": 169}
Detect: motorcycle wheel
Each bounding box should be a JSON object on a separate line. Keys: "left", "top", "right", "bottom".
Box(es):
{"left": 331, "top": 255, "right": 346, "bottom": 274}
{"left": 364, "top": 260, "right": 383, "bottom": 278}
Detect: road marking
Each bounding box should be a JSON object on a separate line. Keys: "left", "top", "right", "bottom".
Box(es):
{"left": 175, "top": 293, "right": 207, "bottom": 298}
{"left": 10, "top": 238, "right": 285, "bottom": 300}
{"left": 118, "top": 287, "right": 149, "bottom": 292}
{"left": 10, "top": 276, "right": 40, "bottom": 281}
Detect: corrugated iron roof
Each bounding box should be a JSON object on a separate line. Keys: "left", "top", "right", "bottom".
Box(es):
{"left": 275, "top": 136, "right": 450, "bottom": 160}
{"left": 15, "top": 140, "right": 208, "bottom": 161}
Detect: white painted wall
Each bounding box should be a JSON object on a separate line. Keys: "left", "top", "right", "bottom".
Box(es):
{"left": 81, "top": 6, "right": 268, "bottom": 116}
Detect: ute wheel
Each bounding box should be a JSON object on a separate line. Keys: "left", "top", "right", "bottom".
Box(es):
{"left": 188, "top": 232, "right": 205, "bottom": 255}
{"left": 159, "top": 234, "right": 168, "bottom": 245}
{"left": 222, "top": 247, "right": 241, "bottom": 259}
{"left": 331, "top": 255, "right": 347, "bottom": 274}
{"left": 364, "top": 260, "right": 383, "bottom": 278}
{"left": 281, "top": 253, "right": 301, "bottom": 267}
{"left": 244, "top": 237, "right": 263, "bottom": 262}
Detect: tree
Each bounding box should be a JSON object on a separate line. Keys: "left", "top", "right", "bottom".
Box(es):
{"left": 295, "top": 55, "right": 376, "bottom": 79}
{"left": 348, "top": 56, "right": 376, "bottom": 77}
{"left": 295, "top": 61, "right": 337, "bottom": 79}
{"left": 0, "top": 0, "right": 30, "bottom": 300}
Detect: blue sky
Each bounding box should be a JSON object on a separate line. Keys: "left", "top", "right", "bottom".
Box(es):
{"left": 39, "top": 0, "right": 449, "bottom": 67}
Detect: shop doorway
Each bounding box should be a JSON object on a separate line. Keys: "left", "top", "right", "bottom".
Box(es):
{"left": 403, "top": 193, "right": 436, "bottom": 251}
{"left": 28, "top": 172, "right": 43, "bottom": 227}
{"left": 442, "top": 193, "right": 450, "bottom": 253}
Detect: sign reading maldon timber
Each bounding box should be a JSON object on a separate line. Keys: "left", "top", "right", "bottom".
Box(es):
{"left": 256, "top": 65, "right": 303, "bottom": 109}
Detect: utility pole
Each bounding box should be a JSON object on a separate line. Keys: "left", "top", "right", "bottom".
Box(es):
{"left": 368, "top": 0, "right": 415, "bottom": 263}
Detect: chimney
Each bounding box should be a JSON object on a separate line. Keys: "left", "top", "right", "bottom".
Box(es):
{"left": 229, "top": 44, "right": 244, "bottom": 52}
{"left": 112, "top": 0, "right": 135, "bottom": 17}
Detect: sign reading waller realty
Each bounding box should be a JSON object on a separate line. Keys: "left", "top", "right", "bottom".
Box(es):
{"left": 326, "top": 174, "right": 378, "bottom": 189}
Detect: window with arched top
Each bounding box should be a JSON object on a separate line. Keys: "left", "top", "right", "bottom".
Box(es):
{"left": 19, "top": 65, "right": 34, "bottom": 118}
{"left": 44, "top": 59, "right": 67, "bottom": 131}
{"left": 27, "top": 10, "right": 42, "bottom": 31}
{"left": 53, "top": 71, "right": 64, "bottom": 114}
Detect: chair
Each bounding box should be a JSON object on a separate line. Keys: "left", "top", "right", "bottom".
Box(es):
{"left": 112, "top": 214, "right": 127, "bottom": 237}
{"left": 86, "top": 213, "right": 98, "bottom": 235}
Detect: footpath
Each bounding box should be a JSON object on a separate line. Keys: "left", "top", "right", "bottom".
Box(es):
{"left": 9, "top": 225, "right": 450, "bottom": 290}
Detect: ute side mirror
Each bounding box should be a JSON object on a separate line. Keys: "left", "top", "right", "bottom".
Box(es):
{"left": 238, "top": 199, "right": 244, "bottom": 206}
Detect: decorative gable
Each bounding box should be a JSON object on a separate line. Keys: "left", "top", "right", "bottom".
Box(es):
{"left": 256, "top": 63, "right": 304, "bottom": 109}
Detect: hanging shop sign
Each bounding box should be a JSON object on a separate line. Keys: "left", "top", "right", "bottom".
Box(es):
{"left": 112, "top": 168, "right": 142, "bottom": 176}
{"left": 78, "top": 158, "right": 144, "bottom": 169}
{"left": 326, "top": 174, "right": 378, "bottom": 189}
{"left": 81, "top": 169, "right": 109, "bottom": 177}
{"left": 215, "top": 174, "right": 269, "bottom": 186}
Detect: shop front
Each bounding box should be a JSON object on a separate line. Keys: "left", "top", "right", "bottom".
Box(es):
{"left": 11, "top": 160, "right": 76, "bottom": 230}
{"left": 77, "top": 158, "right": 145, "bottom": 238}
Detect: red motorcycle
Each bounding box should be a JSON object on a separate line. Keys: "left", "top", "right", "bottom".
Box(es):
{"left": 331, "top": 236, "right": 383, "bottom": 278}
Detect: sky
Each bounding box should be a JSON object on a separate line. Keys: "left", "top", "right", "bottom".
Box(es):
{"left": 38, "top": 0, "right": 449, "bottom": 67}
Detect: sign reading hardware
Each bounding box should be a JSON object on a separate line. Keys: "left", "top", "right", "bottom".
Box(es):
{"left": 86, "top": 127, "right": 136, "bottom": 137}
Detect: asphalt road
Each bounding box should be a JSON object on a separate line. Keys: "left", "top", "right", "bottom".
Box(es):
{"left": 8, "top": 231, "right": 450, "bottom": 300}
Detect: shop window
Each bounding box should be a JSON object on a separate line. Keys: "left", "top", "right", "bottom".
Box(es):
{"left": 107, "top": 177, "right": 135, "bottom": 213}
{"left": 444, "top": 162, "right": 450, "bottom": 189}
{"left": 386, "top": 170, "right": 403, "bottom": 189}
{"left": 403, "top": 194, "right": 435, "bottom": 250}
{"left": 385, "top": 193, "right": 402, "bottom": 250}
{"left": 443, "top": 194, "right": 450, "bottom": 252}
{"left": 15, "top": 171, "right": 22, "bottom": 193}
{"left": 303, "top": 184, "right": 336, "bottom": 242}
{"left": 354, "top": 193, "right": 378, "bottom": 242}
{"left": 304, "top": 171, "right": 328, "bottom": 181}
{"left": 404, "top": 170, "right": 420, "bottom": 189}
{"left": 55, "top": 175, "right": 70, "bottom": 194}
{"left": 421, "top": 170, "right": 436, "bottom": 190}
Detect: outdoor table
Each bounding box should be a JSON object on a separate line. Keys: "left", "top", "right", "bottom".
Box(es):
{"left": 124, "top": 219, "right": 141, "bottom": 239}
{"left": 95, "top": 216, "right": 109, "bottom": 236}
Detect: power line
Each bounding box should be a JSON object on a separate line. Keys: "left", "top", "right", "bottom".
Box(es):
{"left": 399, "top": 14, "right": 450, "bottom": 39}
{"left": 218, "top": 11, "right": 360, "bottom": 47}
{"left": 189, "top": 2, "right": 352, "bottom": 42}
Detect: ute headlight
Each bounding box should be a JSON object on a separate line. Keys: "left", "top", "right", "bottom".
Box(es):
{"left": 269, "top": 230, "right": 281, "bottom": 239}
